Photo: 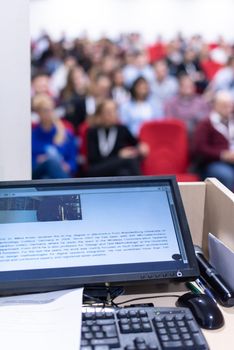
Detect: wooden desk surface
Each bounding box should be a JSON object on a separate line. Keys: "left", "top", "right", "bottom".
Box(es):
{"left": 115, "top": 284, "right": 234, "bottom": 350}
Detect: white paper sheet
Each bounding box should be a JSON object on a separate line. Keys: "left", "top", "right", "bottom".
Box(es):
{"left": 208, "top": 232, "right": 234, "bottom": 291}
{"left": 0, "top": 288, "right": 83, "bottom": 350}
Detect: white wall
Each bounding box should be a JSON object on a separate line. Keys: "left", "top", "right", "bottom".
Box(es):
{"left": 30, "top": 0, "right": 234, "bottom": 42}
{"left": 0, "top": 0, "right": 31, "bottom": 181}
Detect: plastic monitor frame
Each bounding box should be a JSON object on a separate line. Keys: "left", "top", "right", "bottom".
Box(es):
{"left": 0, "top": 176, "right": 199, "bottom": 296}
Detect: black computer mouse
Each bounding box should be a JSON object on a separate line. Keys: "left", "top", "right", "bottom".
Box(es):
{"left": 177, "top": 292, "right": 224, "bottom": 330}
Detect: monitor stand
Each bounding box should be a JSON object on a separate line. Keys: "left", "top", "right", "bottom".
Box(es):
{"left": 83, "top": 284, "right": 125, "bottom": 305}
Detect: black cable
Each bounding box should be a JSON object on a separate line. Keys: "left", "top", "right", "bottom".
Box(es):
{"left": 112, "top": 294, "right": 181, "bottom": 306}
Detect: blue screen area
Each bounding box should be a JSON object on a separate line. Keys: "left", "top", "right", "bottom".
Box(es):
{"left": 0, "top": 179, "right": 192, "bottom": 285}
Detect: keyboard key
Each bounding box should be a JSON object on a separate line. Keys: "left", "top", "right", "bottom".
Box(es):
{"left": 148, "top": 344, "right": 158, "bottom": 350}
{"left": 169, "top": 328, "right": 177, "bottom": 334}
{"left": 180, "top": 327, "right": 188, "bottom": 333}
{"left": 84, "top": 313, "right": 94, "bottom": 320}
{"left": 131, "top": 317, "right": 140, "bottom": 324}
{"left": 182, "top": 333, "right": 191, "bottom": 340}
{"left": 142, "top": 323, "right": 152, "bottom": 332}
{"left": 84, "top": 332, "right": 93, "bottom": 340}
{"left": 184, "top": 340, "right": 194, "bottom": 347}
{"left": 96, "top": 319, "right": 115, "bottom": 326}
{"left": 165, "top": 315, "right": 174, "bottom": 321}
{"left": 120, "top": 318, "right": 130, "bottom": 325}
{"left": 91, "top": 337, "right": 120, "bottom": 347}
{"left": 187, "top": 320, "right": 199, "bottom": 333}
{"left": 158, "top": 328, "right": 167, "bottom": 335}
{"left": 155, "top": 322, "right": 164, "bottom": 328}
{"left": 102, "top": 325, "right": 118, "bottom": 337}
{"left": 155, "top": 315, "right": 164, "bottom": 322}
{"left": 120, "top": 324, "right": 131, "bottom": 333}
{"left": 129, "top": 310, "right": 138, "bottom": 317}
{"left": 117, "top": 310, "right": 128, "bottom": 318}
{"left": 171, "top": 334, "right": 180, "bottom": 341}
{"left": 161, "top": 335, "right": 170, "bottom": 341}
{"left": 167, "top": 321, "right": 175, "bottom": 327}
{"left": 134, "top": 337, "right": 145, "bottom": 344}
{"left": 161, "top": 340, "right": 183, "bottom": 349}
{"left": 139, "top": 310, "right": 147, "bottom": 317}
{"left": 132, "top": 323, "right": 142, "bottom": 332}
{"left": 95, "top": 331, "right": 105, "bottom": 338}
{"left": 175, "top": 314, "right": 184, "bottom": 321}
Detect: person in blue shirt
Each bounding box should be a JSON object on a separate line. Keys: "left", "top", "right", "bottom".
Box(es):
{"left": 119, "top": 76, "right": 163, "bottom": 136}
{"left": 32, "top": 94, "right": 77, "bottom": 179}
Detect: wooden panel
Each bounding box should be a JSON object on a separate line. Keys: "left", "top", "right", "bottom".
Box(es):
{"left": 203, "top": 178, "right": 234, "bottom": 254}
{"left": 178, "top": 182, "right": 206, "bottom": 247}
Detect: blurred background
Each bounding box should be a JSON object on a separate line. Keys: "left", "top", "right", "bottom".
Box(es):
{"left": 30, "top": 0, "right": 233, "bottom": 41}
{"left": 28, "top": 0, "right": 234, "bottom": 189}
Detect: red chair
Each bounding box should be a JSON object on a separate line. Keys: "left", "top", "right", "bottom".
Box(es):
{"left": 77, "top": 121, "right": 89, "bottom": 174}
{"left": 139, "top": 119, "right": 199, "bottom": 182}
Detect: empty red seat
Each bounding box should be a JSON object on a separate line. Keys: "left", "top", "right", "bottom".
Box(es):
{"left": 139, "top": 119, "right": 199, "bottom": 182}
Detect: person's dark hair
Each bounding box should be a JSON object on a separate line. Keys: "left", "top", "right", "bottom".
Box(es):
{"left": 61, "top": 65, "right": 85, "bottom": 100}
{"left": 178, "top": 72, "right": 191, "bottom": 82}
{"left": 129, "top": 76, "right": 148, "bottom": 100}
{"left": 31, "top": 71, "right": 49, "bottom": 82}
{"left": 95, "top": 99, "right": 116, "bottom": 116}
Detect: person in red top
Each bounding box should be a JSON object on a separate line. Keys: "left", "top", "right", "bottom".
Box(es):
{"left": 193, "top": 91, "right": 234, "bottom": 190}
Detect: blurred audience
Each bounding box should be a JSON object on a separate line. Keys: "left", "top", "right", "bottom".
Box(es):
{"left": 32, "top": 94, "right": 77, "bottom": 179}
{"left": 30, "top": 32, "right": 234, "bottom": 187}
{"left": 120, "top": 77, "right": 163, "bottom": 136}
{"left": 122, "top": 51, "right": 155, "bottom": 88}
{"left": 111, "top": 68, "right": 130, "bottom": 105}
{"left": 60, "top": 66, "right": 89, "bottom": 129}
{"left": 152, "top": 59, "right": 178, "bottom": 104}
{"left": 209, "top": 56, "right": 234, "bottom": 99}
{"left": 176, "top": 48, "right": 208, "bottom": 92}
{"left": 165, "top": 75, "right": 210, "bottom": 135}
{"left": 193, "top": 91, "right": 234, "bottom": 190}
{"left": 87, "top": 99, "right": 149, "bottom": 176}
{"left": 31, "top": 73, "right": 52, "bottom": 97}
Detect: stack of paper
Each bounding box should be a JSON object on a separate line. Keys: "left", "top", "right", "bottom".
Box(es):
{"left": 0, "top": 288, "right": 83, "bottom": 350}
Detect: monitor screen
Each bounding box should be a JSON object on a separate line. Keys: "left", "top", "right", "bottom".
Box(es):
{"left": 0, "top": 176, "right": 199, "bottom": 295}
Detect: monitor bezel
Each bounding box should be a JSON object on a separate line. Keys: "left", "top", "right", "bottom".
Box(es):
{"left": 0, "top": 176, "right": 199, "bottom": 295}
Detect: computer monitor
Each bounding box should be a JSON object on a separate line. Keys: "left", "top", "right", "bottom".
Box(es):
{"left": 0, "top": 176, "right": 199, "bottom": 295}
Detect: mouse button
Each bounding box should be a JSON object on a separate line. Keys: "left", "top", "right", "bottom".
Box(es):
{"left": 206, "top": 307, "right": 224, "bottom": 330}
{"left": 177, "top": 292, "right": 196, "bottom": 305}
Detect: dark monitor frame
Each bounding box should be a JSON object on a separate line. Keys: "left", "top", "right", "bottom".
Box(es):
{"left": 0, "top": 176, "right": 199, "bottom": 295}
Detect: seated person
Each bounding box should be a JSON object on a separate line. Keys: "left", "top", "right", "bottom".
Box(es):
{"left": 165, "top": 74, "right": 210, "bottom": 136}
{"left": 209, "top": 56, "right": 234, "bottom": 100}
{"left": 60, "top": 65, "right": 89, "bottom": 129}
{"left": 193, "top": 91, "right": 234, "bottom": 190}
{"left": 176, "top": 48, "right": 208, "bottom": 93}
{"left": 120, "top": 76, "right": 163, "bottom": 136}
{"left": 87, "top": 99, "right": 149, "bottom": 177}
{"left": 32, "top": 94, "right": 77, "bottom": 179}
{"left": 151, "top": 59, "right": 178, "bottom": 104}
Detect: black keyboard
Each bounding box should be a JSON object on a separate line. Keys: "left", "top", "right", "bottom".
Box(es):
{"left": 81, "top": 306, "right": 209, "bottom": 350}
